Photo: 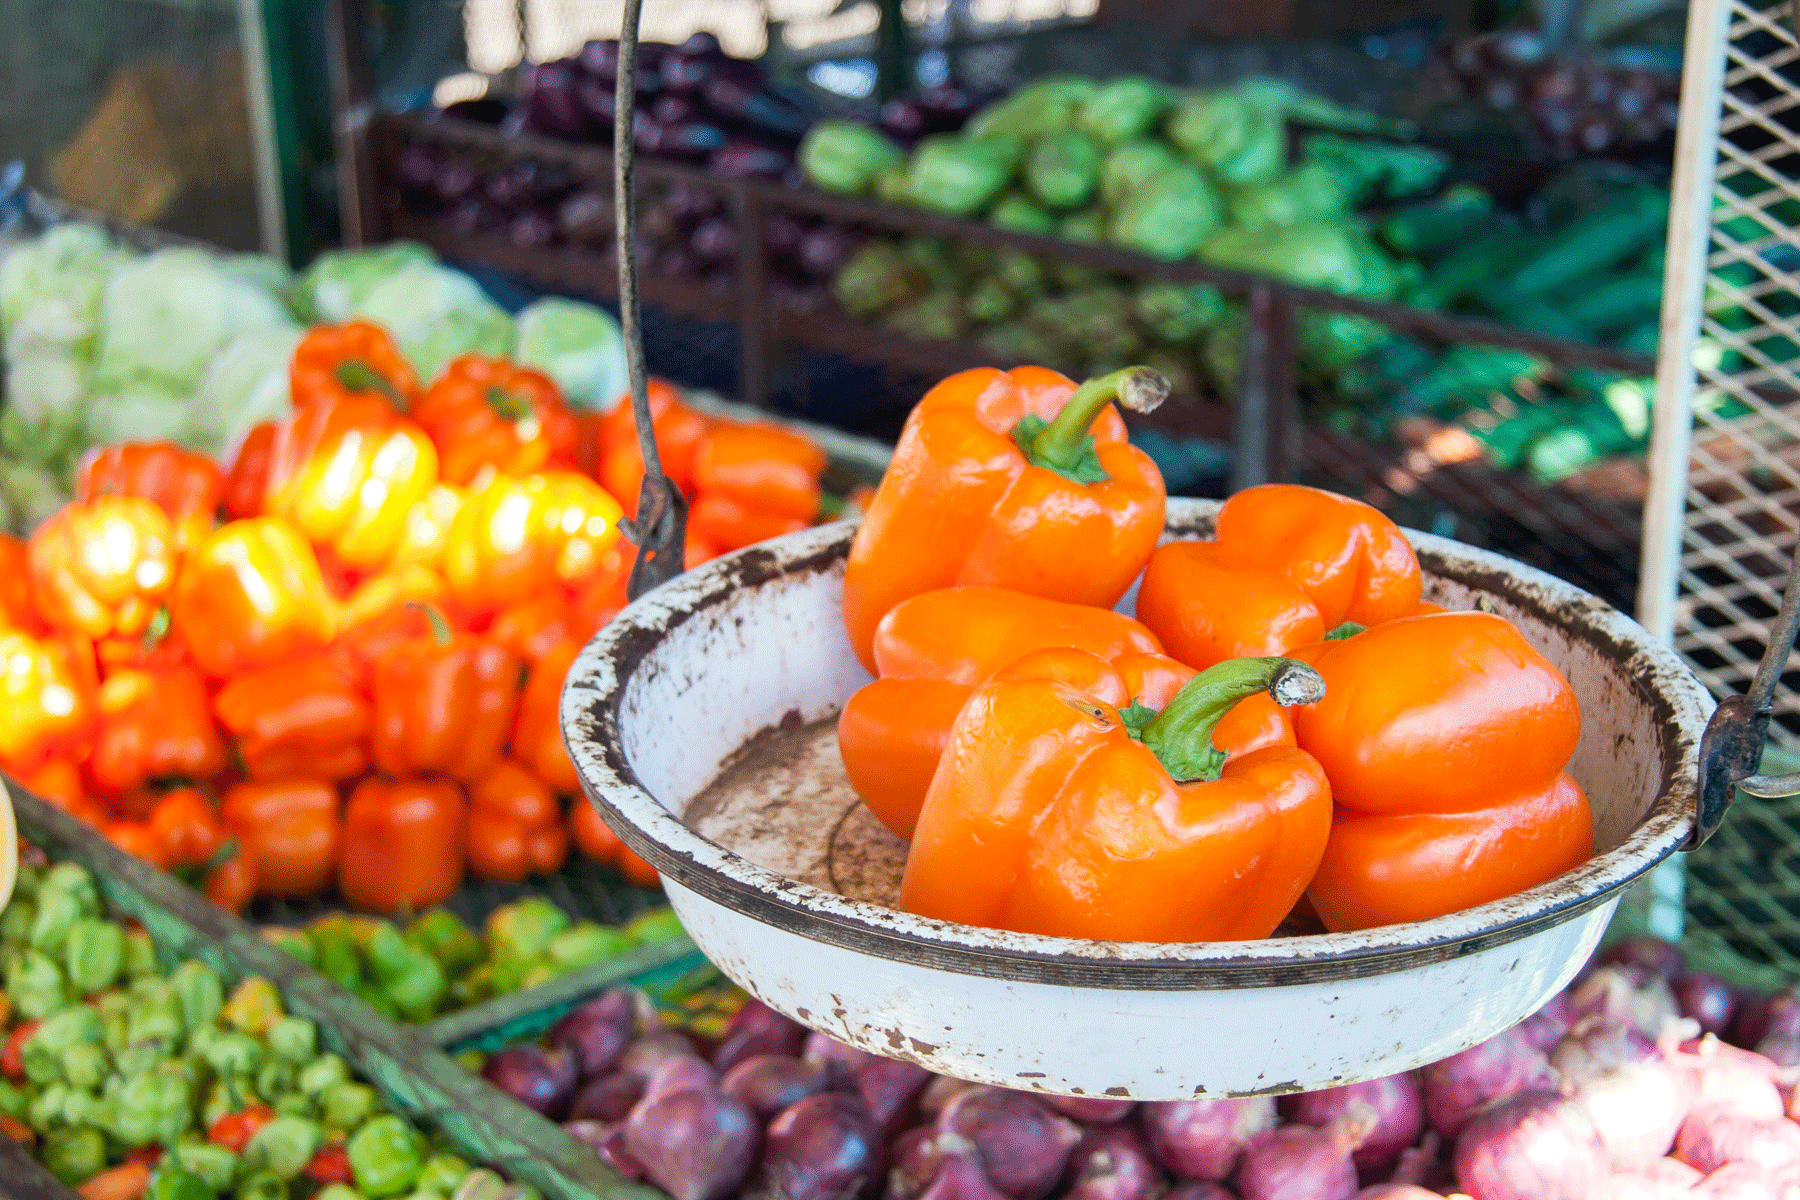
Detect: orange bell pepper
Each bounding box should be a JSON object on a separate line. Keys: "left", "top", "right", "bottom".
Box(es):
{"left": 221, "top": 778, "right": 341, "bottom": 897}
{"left": 339, "top": 777, "right": 466, "bottom": 913}
{"left": 1295, "top": 611, "right": 1592, "bottom": 932}
{"left": 568, "top": 801, "right": 659, "bottom": 887}
{"left": 1136, "top": 485, "right": 1422, "bottom": 672}
{"left": 213, "top": 656, "right": 372, "bottom": 781}
{"left": 442, "top": 470, "right": 624, "bottom": 609}
{"left": 842, "top": 365, "right": 1168, "bottom": 673}
{"left": 688, "top": 496, "right": 810, "bottom": 554}
{"left": 692, "top": 424, "right": 825, "bottom": 521}
{"left": 221, "top": 423, "right": 277, "bottom": 521}
{"left": 13, "top": 759, "right": 89, "bottom": 816}
{"left": 89, "top": 667, "right": 226, "bottom": 795}
{"left": 337, "top": 563, "right": 447, "bottom": 635}
{"left": 265, "top": 395, "right": 439, "bottom": 569}
{"left": 489, "top": 594, "right": 580, "bottom": 665}
{"left": 900, "top": 654, "right": 1332, "bottom": 942}
{"left": 203, "top": 840, "right": 259, "bottom": 915}
{"left": 837, "top": 586, "right": 1162, "bottom": 840}
{"left": 371, "top": 607, "right": 520, "bottom": 782}
{"left": 28, "top": 496, "right": 177, "bottom": 641}
{"left": 511, "top": 638, "right": 580, "bottom": 794}
{"left": 413, "top": 353, "right": 580, "bottom": 485}
{"left": 569, "top": 535, "right": 717, "bottom": 636}
{"left": 0, "top": 534, "right": 46, "bottom": 633}
{"left": 290, "top": 320, "right": 420, "bottom": 412}
{"left": 145, "top": 786, "right": 223, "bottom": 869}
{"left": 169, "top": 518, "right": 337, "bottom": 678}
{"left": 390, "top": 484, "right": 468, "bottom": 574}
{"left": 599, "top": 379, "right": 711, "bottom": 517}
{"left": 103, "top": 819, "right": 172, "bottom": 870}
{"left": 76, "top": 441, "right": 223, "bottom": 550}
{"left": 0, "top": 629, "right": 97, "bottom": 772}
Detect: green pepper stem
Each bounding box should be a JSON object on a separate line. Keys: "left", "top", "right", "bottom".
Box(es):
{"left": 1027, "top": 366, "right": 1170, "bottom": 473}
{"left": 485, "top": 387, "right": 535, "bottom": 423}
{"left": 405, "top": 602, "right": 453, "bottom": 648}
{"left": 337, "top": 360, "right": 406, "bottom": 411}
{"left": 1139, "top": 656, "right": 1325, "bottom": 783}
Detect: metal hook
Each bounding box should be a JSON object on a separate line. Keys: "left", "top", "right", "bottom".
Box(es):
{"left": 614, "top": 0, "right": 689, "bottom": 602}
{"left": 1690, "top": 542, "right": 1800, "bottom": 848}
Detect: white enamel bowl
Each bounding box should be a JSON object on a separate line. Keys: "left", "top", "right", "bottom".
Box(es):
{"left": 560, "top": 499, "right": 1712, "bottom": 1100}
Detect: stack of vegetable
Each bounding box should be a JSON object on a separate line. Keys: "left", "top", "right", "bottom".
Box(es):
{"left": 0, "top": 228, "right": 634, "bottom": 535}
{"left": 0, "top": 309, "right": 837, "bottom": 918}
{"left": 0, "top": 856, "right": 533, "bottom": 1200}
{"left": 470, "top": 935, "right": 1800, "bottom": 1200}
{"left": 260, "top": 903, "right": 687, "bottom": 1024}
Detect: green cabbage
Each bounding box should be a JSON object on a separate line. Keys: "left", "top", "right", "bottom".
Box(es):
{"left": 513, "top": 297, "right": 628, "bottom": 411}
{"left": 0, "top": 350, "right": 88, "bottom": 470}
{"left": 191, "top": 325, "right": 305, "bottom": 455}
{"left": 353, "top": 263, "right": 513, "bottom": 383}
{"left": 92, "top": 248, "right": 295, "bottom": 392}
{"left": 0, "top": 223, "right": 127, "bottom": 355}
{"left": 85, "top": 379, "right": 206, "bottom": 447}
{"left": 1225, "top": 164, "right": 1352, "bottom": 232}
{"left": 0, "top": 458, "right": 73, "bottom": 536}
{"left": 296, "top": 242, "right": 438, "bottom": 323}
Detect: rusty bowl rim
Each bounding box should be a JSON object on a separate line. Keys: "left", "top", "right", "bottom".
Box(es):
{"left": 561, "top": 500, "right": 1711, "bottom": 989}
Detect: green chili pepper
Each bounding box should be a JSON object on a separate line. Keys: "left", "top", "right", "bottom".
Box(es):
{"left": 415, "top": 1153, "right": 471, "bottom": 1196}
{"left": 63, "top": 919, "right": 124, "bottom": 996}
{"left": 624, "top": 908, "right": 684, "bottom": 945}
{"left": 246, "top": 1113, "right": 323, "bottom": 1179}
{"left": 40, "top": 863, "right": 100, "bottom": 918}
{"left": 112, "top": 1070, "right": 193, "bottom": 1146}
{"left": 546, "top": 925, "right": 630, "bottom": 971}
{"left": 128, "top": 982, "right": 187, "bottom": 1046}
{"left": 483, "top": 900, "right": 568, "bottom": 962}
{"left": 0, "top": 1078, "right": 26, "bottom": 1120}
{"left": 167, "top": 1139, "right": 240, "bottom": 1191}
{"left": 237, "top": 1169, "right": 291, "bottom": 1200}
{"left": 62, "top": 1042, "right": 109, "bottom": 1092}
{"left": 274, "top": 1092, "right": 316, "bottom": 1119}
{"left": 28, "top": 1082, "right": 69, "bottom": 1133}
{"left": 347, "top": 1114, "right": 428, "bottom": 1198}
{"left": 23, "top": 1005, "right": 103, "bottom": 1083}
{"left": 42, "top": 1125, "right": 107, "bottom": 1184}
{"left": 263, "top": 929, "right": 318, "bottom": 968}
{"left": 7, "top": 947, "right": 69, "bottom": 1020}
{"left": 124, "top": 928, "right": 159, "bottom": 978}
{"left": 404, "top": 913, "right": 483, "bottom": 976}
{"left": 1, "top": 901, "right": 36, "bottom": 945}
{"left": 172, "top": 962, "right": 225, "bottom": 1034}
{"left": 320, "top": 1082, "right": 378, "bottom": 1132}
{"left": 146, "top": 1167, "right": 218, "bottom": 1200}
{"left": 256, "top": 1058, "right": 296, "bottom": 1104}
{"left": 114, "top": 1038, "right": 174, "bottom": 1079}
{"left": 223, "top": 977, "right": 284, "bottom": 1036}
{"left": 201, "top": 1030, "right": 263, "bottom": 1079}
{"left": 298, "top": 1054, "right": 351, "bottom": 1098}
{"left": 265, "top": 1016, "right": 317, "bottom": 1064}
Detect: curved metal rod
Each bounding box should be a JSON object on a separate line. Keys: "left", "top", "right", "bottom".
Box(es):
{"left": 615, "top": 0, "right": 688, "bottom": 602}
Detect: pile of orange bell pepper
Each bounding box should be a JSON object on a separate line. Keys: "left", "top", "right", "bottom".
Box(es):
{"left": 839, "top": 364, "right": 1593, "bottom": 942}
{"left": 0, "top": 320, "right": 836, "bottom": 918}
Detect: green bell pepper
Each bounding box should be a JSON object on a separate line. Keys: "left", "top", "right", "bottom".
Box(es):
{"left": 127, "top": 982, "right": 187, "bottom": 1046}
{"left": 62, "top": 1042, "right": 108, "bottom": 1092}
{"left": 222, "top": 977, "right": 284, "bottom": 1037}
{"left": 28, "top": 1082, "right": 69, "bottom": 1133}
{"left": 321, "top": 1081, "right": 380, "bottom": 1132}
{"left": 64, "top": 919, "right": 124, "bottom": 996}
{"left": 42, "top": 1125, "right": 107, "bottom": 1184}
{"left": 1167, "top": 89, "right": 1281, "bottom": 184}
{"left": 263, "top": 928, "right": 318, "bottom": 969}
{"left": 0, "top": 1078, "right": 27, "bottom": 1120}
{"left": 989, "top": 192, "right": 1056, "bottom": 235}
{"left": 167, "top": 1138, "right": 240, "bottom": 1191}
{"left": 236, "top": 1169, "right": 291, "bottom": 1200}
{"left": 266, "top": 1016, "right": 318, "bottom": 1064}
{"left": 1024, "top": 131, "right": 1101, "bottom": 211}
{"left": 348, "top": 1114, "right": 429, "bottom": 1198}
{"left": 257, "top": 1058, "right": 297, "bottom": 1103}
{"left": 965, "top": 277, "right": 1017, "bottom": 325}
{"left": 1077, "top": 76, "right": 1172, "bottom": 146}
{"left": 247, "top": 1114, "right": 324, "bottom": 1179}
{"left": 31, "top": 886, "right": 82, "bottom": 959}
{"left": 124, "top": 928, "right": 158, "bottom": 978}
{"left": 1133, "top": 282, "right": 1226, "bottom": 344}
{"left": 403, "top": 913, "right": 483, "bottom": 976}
{"left": 355, "top": 981, "right": 402, "bottom": 1020}
{"left": 170, "top": 961, "right": 225, "bottom": 1034}
{"left": 830, "top": 241, "right": 929, "bottom": 321}
{"left": 903, "top": 136, "right": 1019, "bottom": 217}
{"left": 22, "top": 1004, "right": 103, "bottom": 1084}
{"left": 544, "top": 924, "right": 630, "bottom": 971}
{"left": 799, "top": 121, "right": 905, "bottom": 195}
{"left": 417, "top": 1153, "right": 472, "bottom": 1195}
{"left": 883, "top": 292, "right": 967, "bottom": 342}
{"left": 317, "top": 1188, "right": 367, "bottom": 1200}
{"left": 201, "top": 1030, "right": 263, "bottom": 1079}
{"left": 146, "top": 1168, "right": 218, "bottom": 1200}
{"left": 1, "top": 901, "right": 35, "bottom": 945}
{"left": 275, "top": 1092, "right": 317, "bottom": 1119}
{"left": 299, "top": 1054, "right": 352, "bottom": 1098}
{"left": 1099, "top": 140, "right": 1180, "bottom": 209}
{"left": 112, "top": 1071, "right": 193, "bottom": 1146}
{"left": 39, "top": 863, "right": 100, "bottom": 918}
{"left": 966, "top": 76, "right": 1096, "bottom": 141}
{"left": 1106, "top": 166, "right": 1221, "bottom": 261}
{"left": 7, "top": 948, "right": 70, "bottom": 1021}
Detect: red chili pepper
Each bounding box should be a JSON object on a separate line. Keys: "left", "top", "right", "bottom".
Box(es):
{"left": 122, "top": 1146, "right": 164, "bottom": 1169}
{"left": 303, "top": 1145, "right": 355, "bottom": 1185}
{"left": 2, "top": 1021, "right": 40, "bottom": 1082}
{"left": 208, "top": 1104, "right": 275, "bottom": 1153}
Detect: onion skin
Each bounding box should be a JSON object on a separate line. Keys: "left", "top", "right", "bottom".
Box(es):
{"left": 1142, "top": 1098, "right": 1278, "bottom": 1181}
{"left": 1676, "top": 972, "right": 1741, "bottom": 1039}
{"left": 645, "top": 1054, "right": 719, "bottom": 1100}
{"left": 1237, "top": 1112, "right": 1373, "bottom": 1200}
{"left": 918, "top": 1151, "right": 1014, "bottom": 1200}
{"left": 721, "top": 1054, "right": 845, "bottom": 1120}
{"left": 1162, "top": 1187, "right": 1236, "bottom": 1200}
{"left": 887, "top": 1126, "right": 968, "bottom": 1200}
{"left": 1451, "top": 1090, "right": 1608, "bottom": 1200}
{"left": 1675, "top": 1037, "right": 1786, "bottom": 1120}
{"left": 1352, "top": 1189, "right": 1444, "bottom": 1200}
{"left": 1061, "top": 1123, "right": 1159, "bottom": 1200}
{"left": 713, "top": 999, "right": 808, "bottom": 1073}
{"left": 623, "top": 1086, "right": 761, "bottom": 1200}
{"left": 1041, "top": 1096, "right": 1137, "bottom": 1123}
{"left": 1672, "top": 1107, "right": 1800, "bottom": 1174}
{"left": 761, "top": 1091, "right": 886, "bottom": 1200}
{"left": 937, "top": 1087, "right": 1083, "bottom": 1200}
{"left": 550, "top": 989, "right": 640, "bottom": 1077}
{"left": 1423, "top": 1027, "right": 1556, "bottom": 1139}
{"left": 1552, "top": 1020, "right": 1691, "bottom": 1170}
{"left": 482, "top": 1045, "right": 579, "bottom": 1118}
{"left": 571, "top": 1071, "right": 646, "bottom": 1122}
{"left": 1602, "top": 938, "right": 1686, "bottom": 978}
{"left": 1595, "top": 1157, "right": 1703, "bottom": 1199}
{"left": 1285, "top": 1074, "right": 1423, "bottom": 1167}
{"left": 806, "top": 1033, "right": 934, "bottom": 1136}
{"left": 920, "top": 1077, "right": 980, "bottom": 1119}
{"left": 1689, "top": 1162, "right": 1784, "bottom": 1199}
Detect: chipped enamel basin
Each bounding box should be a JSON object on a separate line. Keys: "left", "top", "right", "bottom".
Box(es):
{"left": 560, "top": 498, "right": 1712, "bottom": 1099}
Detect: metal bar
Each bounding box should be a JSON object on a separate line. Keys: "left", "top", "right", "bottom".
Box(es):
{"left": 325, "top": 0, "right": 383, "bottom": 247}
{"left": 1234, "top": 283, "right": 1275, "bottom": 492}
{"left": 736, "top": 187, "right": 770, "bottom": 409}
{"left": 875, "top": 0, "right": 912, "bottom": 101}
{"left": 234, "top": 0, "right": 288, "bottom": 260}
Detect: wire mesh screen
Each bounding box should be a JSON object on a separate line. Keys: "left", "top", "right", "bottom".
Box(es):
{"left": 1675, "top": 0, "right": 1800, "bottom": 973}
{"left": 0, "top": 0, "right": 264, "bottom": 250}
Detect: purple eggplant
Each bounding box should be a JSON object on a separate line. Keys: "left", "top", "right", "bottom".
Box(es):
{"left": 652, "top": 93, "right": 699, "bottom": 125}
{"left": 557, "top": 191, "right": 611, "bottom": 244}
{"left": 797, "top": 225, "right": 862, "bottom": 281}
{"left": 509, "top": 208, "right": 557, "bottom": 248}
{"left": 708, "top": 138, "right": 794, "bottom": 180}
{"left": 702, "top": 75, "right": 811, "bottom": 141}
{"left": 574, "top": 74, "right": 616, "bottom": 130}
{"left": 878, "top": 98, "right": 930, "bottom": 142}
{"left": 524, "top": 59, "right": 588, "bottom": 137}
{"left": 690, "top": 217, "right": 737, "bottom": 265}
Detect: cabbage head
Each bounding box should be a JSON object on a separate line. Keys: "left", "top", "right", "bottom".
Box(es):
{"left": 354, "top": 263, "right": 513, "bottom": 382}
{"left": 92, "top": 247, "right": 295, "bottom": 392}
{"left": 0, "top": 223, "right": 129, "bottom": 356}
{"left": 191, "top": 325, "right": 305, "bottom": 456}
{"left": 84, "top": 378, "right": 206, "bottom": 447}
{"left": 0, "top": 349, "right": 88, "bottom": 469}
{"left": 298, "top": 242, "right": 438, "bottom": 323}
{"left": 514, "top": 297, "right": 627, "bottom": 410}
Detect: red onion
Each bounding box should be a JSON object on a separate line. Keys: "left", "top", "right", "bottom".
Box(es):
{"left": 1239, "top": 1109, "right": 1376, "bottom": 1200}
{"left": 714, "top": 1000, "right": 808, "bottom": 1073}
{"left": 618, "top": 1033, "right": 701, "bottom": 1083}
{"left": 1040, "top": 1096, "right": 1136, "bottom": 1123}
{"left": 1595, "top": 1157, "right": 1704, "bottom": 1199}
{"left": 806, "top": 1034, "right": 933, "bottom": 1136}
{"left": 761, "top": 1092, "right": 885, "bottom": 1200}
{"left": 1423, "top": 1026, "right": 1557, "bottom": 1139}
{"left": 1570, "top": 966, "right": 1683, "bottom": 1038}
{"left": 599, "top": 1123, "right": 646, "bottom": 1179}
{"left": 1162, "top": 1187, "right": 1236, "bottom": 1200}
{"left": 937, "top": 1087, "right": 1082, "bottom": 1200}
{"left": 920, "top": 1077, "right": 979, "bottom": 1119}
{"left": 1673, "top": 1107, "right": 1800, "bottom": 1174}
{"left": 1674, "top": 1037, "right": 1785, "bottom": 1120}
{"left": 1756, "top": 1034, "right": 1800, "bottom": 1069}
{"left": 482, "top": 1045, "right": 579, "bottom": 1117}
{"left": 1601, "top": 937, "right": 1686, "bottom": 977}
{"left": 1386, "top": 1130, "right": 1440, "bottom": 1189}
{"left": 1551, "top": 1019, "right": 1692, "bottom": 1169}
{"left": 1451, "top": 1090, "right": 1608, "bottom": 1200}
{"left": 1352, "top": 1189, "right": 1443, "bottom": 1199}
{"left": 1285, "top": 1074, "right": 1423, "bottom": 1167}
{"left": 887, "top": 1127, "right": 969, "bottom": 1200}
{"left": 721, "top": 1054, "right": 846, "bottom": 1120}
{"left": 623, "top": 1086, "right": 760, "bottom": 1200}
{"left": 1734, "top": 990, "right": 1800, "bottom": 1050}
{"left": 1142, "top": 1097, "right": 1278, "bottom": 1180}
{"left": 645, "top": 1054, "right": 718, "bottom": 1100}
{"left": 1516, "top": 1010, "right": 1569, "bottom": 1054}
{"left": 918, "top": 1151, "right": 1013, "bottom": 1200}
{"left": 1677, "top": 972, "right": 1742, "bottom": 1039}
{"left": 571, "top": 1071, "right": 646, "bottom": 1122}
{"left": 1691, "top": 1162, "right": 1783, "bottom": 1199}
{"left": 1061, "top": 1124, "right": 1158, "bottom": 1200}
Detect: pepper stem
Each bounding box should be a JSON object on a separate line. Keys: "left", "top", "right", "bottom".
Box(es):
{"left": 486, "top": 387, "right": 536, "bottom": 423}
{"left": 1138, "top": 657, "right": 1325, "bottom": 783}
{"left": 337, "top": 360, "right": 406, "bottom": 411}
{"left": 1026, "top": 366, "right": 1170, "bottom": 474}
{"left": 405, "top": 602, "right": 453, "bottom": 648}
